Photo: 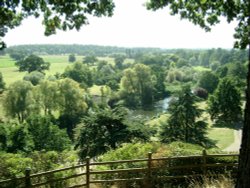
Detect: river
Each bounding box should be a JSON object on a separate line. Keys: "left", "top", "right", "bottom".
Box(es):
{"left": 127, "top": 97, "right": 171, "bottom": 121}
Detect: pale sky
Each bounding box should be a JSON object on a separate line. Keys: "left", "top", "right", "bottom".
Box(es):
{"left": 3, "top": 0, "right": 237, "bottom": 49}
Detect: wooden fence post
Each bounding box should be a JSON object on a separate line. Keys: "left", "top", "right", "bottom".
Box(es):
{"left": 25, "top": 168, "right": 31, "bottom": 188}
{"left": 147, "top": 152, "right": 152, "bottom": 188}
{"left": 202, "top": 150, "right": 207, "bottom": 176}
{"left": 86, "top": 157, "right": 90, "bottom": 188}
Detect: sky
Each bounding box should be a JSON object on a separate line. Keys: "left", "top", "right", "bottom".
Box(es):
{"left": 3, "top": 0, "right": 237, "bottom": 49}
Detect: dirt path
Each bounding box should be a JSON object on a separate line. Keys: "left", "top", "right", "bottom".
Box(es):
{"left": 223, "top": 128, "right": 242, "bottom": 152}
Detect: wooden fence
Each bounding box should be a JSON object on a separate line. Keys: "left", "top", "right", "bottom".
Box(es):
{"left": 0, "top": 150, "right": 239, "bottom": 188}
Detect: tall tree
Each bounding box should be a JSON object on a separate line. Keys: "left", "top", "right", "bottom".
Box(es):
{"left": 32, "top": 80, "right": 59, "bottom": 115}
{"left": 57, "top": 78, "right": 88, "bottom": 138}
{"left": 208, "top": 78, "right": 242, "bottom": 125}
{"left": 0, "top": 72, "right": 5, "bottom": 93}
{"left": 62, "top": 62, "right": 93, "bottom": 87}
{"left": 160, "top": 86, "right": 207, "bottom": 145}
{"left": 74, "top": 107, "right": 150, "bottom": 160}
{"left": 68, "top": 54, "right": 76, "bottom": 63}
{"left": 146, "top": 1, "right": 249, "bottom": 186}
{"left": 120, "top": 64, "right": 155, "bottom": 107}
{"left": 198, "top": 71, "right": 219, "bottom": 93}
{"left": 82, "top": 55, "right": 98, "bottom": 65}
{"left": 15, "top": 55, "right": 50, "bottom": 73}
{"left": 3, "top": 81, "right": 34, "bottom": 123}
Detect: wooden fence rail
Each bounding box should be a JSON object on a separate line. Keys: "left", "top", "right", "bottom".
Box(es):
{"left": 0, "top": 150, "right": 239, "bottom": 188}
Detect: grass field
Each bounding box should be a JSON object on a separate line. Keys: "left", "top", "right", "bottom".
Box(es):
{"left": 207, "top": 127, "right": 234, "bottom": 149}
{"left": 0, "top": 55, "right": 117, "bottom": 86}
{"left": 0, "top": 55, "right": 77, "bottom": 86}
{"left": 0, "top": 55, "right": 16, "bottom": 68}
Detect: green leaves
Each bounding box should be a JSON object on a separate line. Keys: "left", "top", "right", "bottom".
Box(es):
{"left": 160, "top": 85, "right": 208, "bottom": 146}
{"left": 208, "top": 77, "right": 242, "bottom": 125}
{"left": 15, "top": 55, "right": 50, "bottom": 73}
{"left": 1, "top": 0, "right": 115, "bottom": 49}
{"left": 147, "top": 0, "right": 250, "bottom": 49}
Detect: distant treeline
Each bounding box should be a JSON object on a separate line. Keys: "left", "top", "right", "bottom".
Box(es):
{"left": 3, "top": 44, "right": 248, "bottom": 67}
{"left": 5, "top": 44, "right": 164, "bottom": 57}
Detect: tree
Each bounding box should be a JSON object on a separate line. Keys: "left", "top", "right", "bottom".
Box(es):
{"left": 93, "top": 63, "right": 120, "bottom": 90}
{"left": 0, "top": 1, "right": 115, "bottom": 49}
{"left": 160, "top": 86, "right": 208, "bottom": 145}
{"left": 83, "top": 55, "right": 98, "bottom": 65}
{"left": 57, "top": 78, "right": 88, "bottom": 138}
{"left": 208, "top": 78, "right": 242, "bottom": 125}
{"left": 120, "top": 64, "right": 156, "bottom": 107}
{"left": 227, "top": 62, "right": 247, "bottom": 80}
{"left": 74, "top": 107, "right": 150, "bottom": 160}
{"left": 15, "top": 55, "right": 50, "bottom": 73}
{"left": 114, "top": 54, "right": 126, "bottom": 69}
{"left": 0, "top": 72, "right": 5, "bottom": 93}
{"left": 0, "top": 124, "right": 8, "bottom": 151}
{"left": 23, "top": 71, "right": 45, "bottom": 85}
{"left": 68, "top": 54, "right": 76, "bottom": 63}
{"left": 62, "top": 62, "right": 93, "bottom": 87}
{"left": 8, "top": 123, "right": 34, "bottom": 153}
{"left": 146, "top": 1, "right": 249, "bottom": 185}
{"left": 198, "top": 71, "right": 219, "bottom": 94}
{"left": 26, "top": 115, "right": 71, "bottom": 152}
{"left": 3, "top": 81, "right": 34, "bottom": 123}
{"left": 32, "top": 80, "right": 59, "bottom": 115}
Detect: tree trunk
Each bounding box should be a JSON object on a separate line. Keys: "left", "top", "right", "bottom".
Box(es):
{"left": 236, "top": 43, "right": 250, "bottom": 187}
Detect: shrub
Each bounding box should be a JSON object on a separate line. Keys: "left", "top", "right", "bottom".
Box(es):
{"left": 193, "top": 87, "right": 208, "bottom": 99}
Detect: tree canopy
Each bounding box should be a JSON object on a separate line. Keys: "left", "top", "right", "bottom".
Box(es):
{"left": 0, "top": 0, "right": 115, "bottom": 49}
{"left": 3, "top": 81, "right": 34, "bottom": 123}
{"left": 146, "top": 0, "right": 249, "bottom": 49}
{"left": 120, "top": 64, "right": 156, "bottom": 107}
{"left": 160, "top": 86, "right": 208, "bottom": 145}
{"left": 208, "top": 77, "right": 242, "bottom": 125}
{"left": 15, "top": 55, "right": 50, "bottom": 73}
{"left": 74, "top": 107, "right": 150, "bottom": 160}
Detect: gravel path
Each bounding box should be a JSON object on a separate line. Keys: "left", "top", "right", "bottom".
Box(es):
{"left": 223, "top": 128, "right": 242, "bottom": 152}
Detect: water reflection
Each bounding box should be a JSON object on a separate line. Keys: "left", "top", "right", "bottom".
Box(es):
{"left": 128, "top": 97, "right": 171, "bottom": 121}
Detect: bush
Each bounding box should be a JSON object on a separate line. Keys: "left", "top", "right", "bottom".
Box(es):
{"left": 0, "top": 151, "right": 78, "bottom": 188}
{"left": 95, "top": 142, "right": 237, "bottom": 187}
{"left": 193, "top": 87, "right": 208, "bottom": 99}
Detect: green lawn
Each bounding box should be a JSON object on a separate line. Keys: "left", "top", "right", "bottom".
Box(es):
{"left": 0, "top": 55, "right": 72, "bottom": 86}
{"left": 0, "top": 55, "right": 16, "bottom": 68}
{"left": 1, "top": 67, "right": 26, "bottom": 86}
{"left": 0, "top": 55, "right": 117, "bottom": 86}
{"left": 207, "top": 127, "right": 234, "bottom": 149}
